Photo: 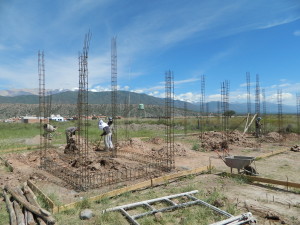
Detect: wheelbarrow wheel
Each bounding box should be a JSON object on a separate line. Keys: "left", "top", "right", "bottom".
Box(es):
{"left": 243, "top": 165, "right": 258, "bottom": 176}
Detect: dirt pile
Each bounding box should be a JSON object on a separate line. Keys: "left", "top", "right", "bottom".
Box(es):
{"left": 200, "top": 131, "right": 256, "bottom": 151}
{"left": 263, "top": 132, "right": 283, "bottom": 143}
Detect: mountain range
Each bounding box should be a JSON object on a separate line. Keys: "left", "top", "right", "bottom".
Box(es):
{"left": 0, "top": 89, "right": 298, "bottom": 115}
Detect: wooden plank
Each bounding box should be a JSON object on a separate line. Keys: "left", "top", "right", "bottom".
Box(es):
{"left": 256, "top": 149, "right": 288, "bottom": 160}
{"left": 27, "top": 180, "right": 58, "bottom": 213}
{"left": 224, "top": 173, "right": 300, "bottom": 189}
{"left": 0, "top": 146, "right": 40, "bottom": 154}
{"left": 57, "top": 166, "right": 210, "bottom": 213}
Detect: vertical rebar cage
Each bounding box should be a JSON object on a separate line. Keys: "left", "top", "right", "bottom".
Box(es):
{"left": 77, "top": 31, "right": 92, "bottom": 190}
{"left": 277, "top": 89, "right": 283, "bottom": 134}
{"left": 200, "top": 75, "right": 205, "bottom": 139}
{"left": 165, "top": 70, "right": 175, "bottom": 170}
{"left": 111, "top": 37, "right": 118, "bottom": 156}
{"left": 246, "top": 72, "right": 251, "bottom": 115}
{"left": 38, "top": 51, "right": 48, "bottom": 160}
{"left": 297, "top": 93, "right": 300, "bottom": 138}
{"left": 255, "top": 74, "right": 261, "bottom": 117}
{"left": 221, "top": 80, "right": 230, "bottom": 140}
{"left": 184, "top": 102, "right": 187, "bottom": 136}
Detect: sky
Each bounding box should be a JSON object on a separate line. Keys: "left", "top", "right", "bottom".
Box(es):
{"left": 0, "top": 0, "right": 300, "bottom": 105}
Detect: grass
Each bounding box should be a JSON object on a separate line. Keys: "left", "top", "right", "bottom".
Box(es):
{"left": 51, "top": 175, "right": 240, "bottom": 225}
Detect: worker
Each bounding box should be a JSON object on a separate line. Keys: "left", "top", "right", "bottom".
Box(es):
{"left": 43, "top": 124, "right": 57, "bottom": 140}
{"left": 65, "top": 127, "right": 78, "bottom": 144}
{"left": 255, "top": 117, "right": 262, "bottom": 138}
{"left": 108, "top": 117, "right": 113, "bottom": 127}
{"left": 98, "top": 119, "right": 113, "bottom": 151}
{"left": 108, "top": 117, "right": 114, "bottom": 144}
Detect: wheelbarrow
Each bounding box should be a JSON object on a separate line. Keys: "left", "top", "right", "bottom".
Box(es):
{"left": 223, "top": 155, "right": 258, "bottom": 176}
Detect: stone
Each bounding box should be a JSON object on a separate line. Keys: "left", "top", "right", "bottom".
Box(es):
{"left": 80, "top": 209, "right": 94, "bottom": 220}
{"left": 154, "top": 212, "right": 163, "bottom": 221}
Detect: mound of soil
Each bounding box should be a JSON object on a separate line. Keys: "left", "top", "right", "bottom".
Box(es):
{"left": 200, "top": 131, "right": 256, "bottom": 151}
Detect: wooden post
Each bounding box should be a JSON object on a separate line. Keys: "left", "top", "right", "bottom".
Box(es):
{"left": 3, "top": 190, "right": 17, "bottom": 225}
{"left": 13, "top": 201, "right": 25, "bottom": 225}
{"left": 4, "top": 185, "right": 55, "bottom": 225}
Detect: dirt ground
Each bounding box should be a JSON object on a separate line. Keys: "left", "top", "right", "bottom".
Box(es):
{"left": 1, "top": 130, "right": 300, "bottom": 224}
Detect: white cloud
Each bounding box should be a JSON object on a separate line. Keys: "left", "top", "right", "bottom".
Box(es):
{"left": 175, "top": 92, "right": 201, "bottom": 103}
{"left": 293, "top": 30, "right": 300, "bottom": 36}
{"left": 258, "top": 17, "right": 300, "bottom": 29}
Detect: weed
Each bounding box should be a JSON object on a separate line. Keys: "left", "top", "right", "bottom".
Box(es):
{"left": 4, "top": 165, "right": 13, "bottom": 172}
{"left": 95, "top": 197, "right": 109, "bottom": 205}
{"left": 61, "top": 208, "right": 77, "bottom": 215}
{"left": 48, "top": 192, "right": 62, "bottom": 206}
{"left": 192, "top": 143, "right": 200, "bottom": 151}
{"left": 75, "top": 198, "right": 91, "bottom": 210}
{"left": 37, "top": 194, "right": 51, "bottom": 211}
{"left": 118, "top": 191, "right": 132, "bottom": 198}
{"left": 95, "top": 211, "right": 128, "bottom": 224}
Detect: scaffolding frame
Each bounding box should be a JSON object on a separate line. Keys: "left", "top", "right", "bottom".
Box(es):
{"left": 165, "top": 70, "right": 175, "bottom": 170}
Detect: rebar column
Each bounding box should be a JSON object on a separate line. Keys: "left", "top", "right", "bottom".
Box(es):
{"left": 255, "top": 74, "right": 260, "bottom": 117}
{"left": 38, "top": 51, "right": 47, "bottom": 161}
{"left": 184, "top": 102, "right": 187, "bottom": 136}
{"left": 246, "top": 72, "right": 251, "bottom": 115}
{"left": 111, "top": 37, "right": 118, "bottom": 156}
{"left": 277, "top": 89, "right": 283, "bottom": 137}
{"left": 200, "top": 75, "right": 205, "bottom": 138}
{"left": 124, "top": 96, "right": 130, "bottom": 140}
{"left": 296, "top": 93, "right": 300, "bottom": 138}
{"left": 77, "top": 31, "right": 91, "bottom": 190}
{"left": 221, "top": 80, "right": 230, "bottom": 141}
{"left": 165, "top": 70, "right": 175, "bottom": 170}
{"left": 262, "top": 88, "right": 267, "bottom": 134}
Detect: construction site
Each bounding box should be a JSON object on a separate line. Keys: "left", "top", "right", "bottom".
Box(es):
{"left": 1, "top": 33, "right": 300, "bottom": 225}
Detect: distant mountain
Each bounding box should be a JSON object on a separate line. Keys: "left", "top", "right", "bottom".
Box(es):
{"left": 0, "top": 90, "right": 199, "bottom": 111}
{"left": 0, "top": 90, "right": 297, "bottom": 115}
{"left": 0, "top": 88, "right": 71, "bottom": 97}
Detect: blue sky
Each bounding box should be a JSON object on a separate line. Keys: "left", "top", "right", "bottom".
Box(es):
{"left": 0, "top": 0, "right": 300, "bottom": 105}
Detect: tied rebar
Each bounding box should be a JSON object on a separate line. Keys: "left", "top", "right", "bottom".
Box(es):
{"left": 297, "top": 93, "right": 300, "bottom": 139}
{"left": 184, "top": 102, "right": 187, "bottom": 136}
{"left": 246, "top": 72, "right": 251, "bottom": 115}
{"left": 111, "top": 37, "right": 118, "bottom": 157}
{"left": 277, "top": 89, "right": 283, "bottom": 144}
{"left": 165, "top": 70, "right": 175, "bottom": 170}
{"left": 255, "top": 74, "right": 260, "bottom": 117}
{"left": 77, "top": 31, "right": 92, "bottom": 190}
{"left": 200, "top": 75, "right": 205, "bottom": 140}
{"left": 262, "top": 88, "right": 267, "bottom": 134}
{"left": 38, "top": 51, "right": 47, "bottom": 161}
{"left": 221, "top": 80, "right": 230, "bottom": 142}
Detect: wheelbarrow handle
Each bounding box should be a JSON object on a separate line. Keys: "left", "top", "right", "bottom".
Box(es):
{"left": 214, "top": 150, "right": 226, "bottom": 163}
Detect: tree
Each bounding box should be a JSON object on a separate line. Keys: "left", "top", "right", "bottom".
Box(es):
{"left": 224, "top": 110, "right": 236, "bottom": 118}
